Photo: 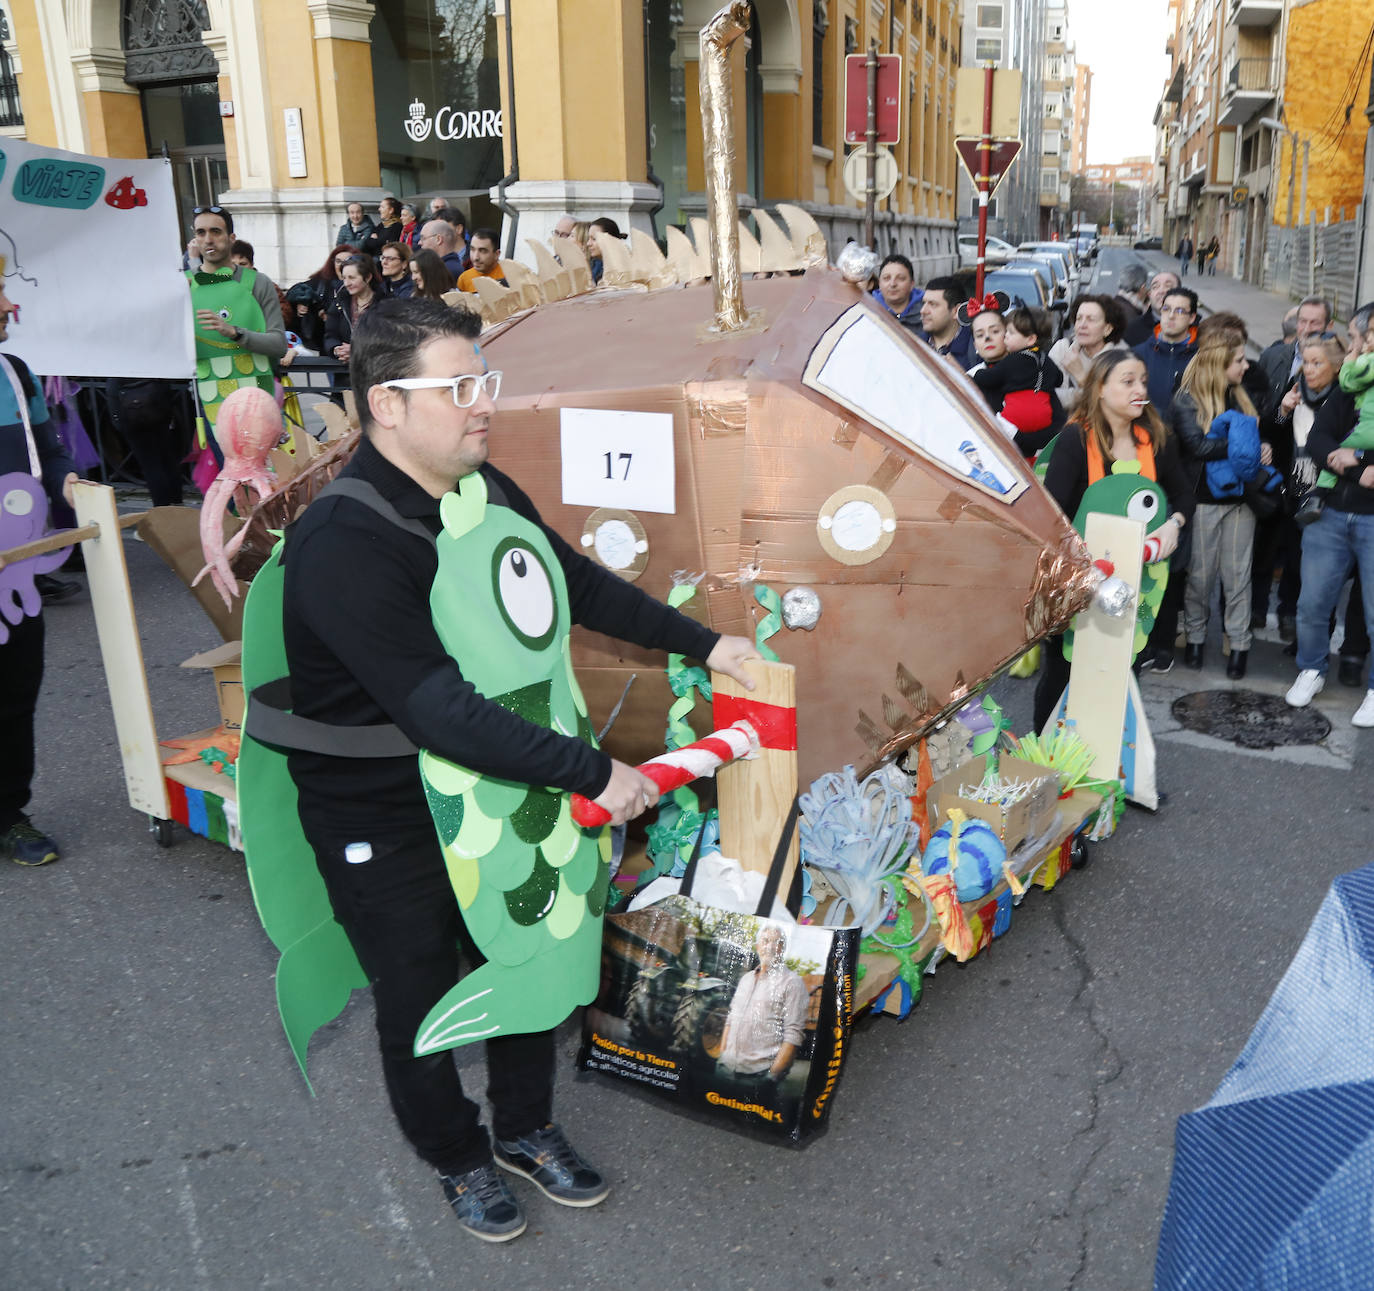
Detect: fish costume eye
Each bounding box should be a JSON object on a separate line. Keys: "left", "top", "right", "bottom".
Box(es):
{"left": 491, "top": 537, "right": 556, "bottom": 650}
{"left": 217, "top": 308, "right": 232, "bottom": 320}
{"left": 1126, "top": 489, "right": 1159, "bottom": 525}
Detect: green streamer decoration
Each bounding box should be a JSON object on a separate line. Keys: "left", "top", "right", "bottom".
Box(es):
{"left": 754, "top": 582, "right": 782, "bottom": 662}
{"left": 644, "top": 581, "right": 716, "bottom": 877}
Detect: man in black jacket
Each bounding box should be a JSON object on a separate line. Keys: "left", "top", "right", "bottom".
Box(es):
{"left": 283, "top": 298, "right": 757, "bottom": 1241}
{"left": 0, "top": 282, "right": 76, "bottom": 867}
{"left": 1257, "top": 296, "right": 1331, "bottom": 416}
{"left": 1123, "top": 268, "right": 1180, "bottom": 346}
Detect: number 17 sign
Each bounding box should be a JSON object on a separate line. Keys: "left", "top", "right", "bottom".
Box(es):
{"left": 559, "top": 407, "right": 677, "bottom": 514}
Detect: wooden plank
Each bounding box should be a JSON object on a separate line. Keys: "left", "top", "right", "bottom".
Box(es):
{"left": 711, "top": 658, "right": 798, "bottom": 895}
{"left": 74, "top": 481, "right": 169, "bottom": 822}
{"left": 1063, "top": 512, "right": 1145, "bottom": 783}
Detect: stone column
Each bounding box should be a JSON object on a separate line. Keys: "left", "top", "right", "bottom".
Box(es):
{"left": 210, "top": 0, "right": 386, "bottom": 285}
{"left": 496, "top": 0, "right": 660, "bottom": 257}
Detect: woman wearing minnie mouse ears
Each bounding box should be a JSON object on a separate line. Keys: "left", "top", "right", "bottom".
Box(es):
{"left": 962, "top": 293, "right": 1067, "bottom": 460}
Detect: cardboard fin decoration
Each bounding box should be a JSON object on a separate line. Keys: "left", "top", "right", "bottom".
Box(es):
{"left": 526, "top": 238, "right": 574, "bottom": 301}
{"left": 776, "top": 203, "right": 829, "bottom": 267}
{"left": 736, "top": 220, "right": 763, "bottom": 275}
{"left": 753, "top": 208, "right": 798, "bottom": 274}
{"left": 236, "top": 543, "right": 369, "bottom": 1086}
{"left": 628, "top": 228, "right": 677, "bottom": 289}
{"left": 666, "top": 224, "right": 708, "bottom": 281}
{"left": 595, "top": 230, "right": 640, "bottom": 290}
{"left": 502, "top": 258, "right": 543, "bottom": 311}
{"left": 688, "top": 216, "right": 711, "bottom": 266}
{"left": 469, "top": 276, "right": 520, "bottom": 324}
{"left": 555, "top": 236, "right": 595, "bottom": 294}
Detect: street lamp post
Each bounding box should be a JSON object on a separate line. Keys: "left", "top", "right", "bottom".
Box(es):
{"left": 1258, "top": 116, "right": 1309, "bottom": 227}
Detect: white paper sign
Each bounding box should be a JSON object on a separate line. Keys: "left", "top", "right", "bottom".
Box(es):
{"left": 283, "top": 108, "right": 308, "bottom": 178}
{"left": 0, "top": 136, "right": 194, "bottom": 379}
{"left": 559, "top": 407, "right": 676, "bottom": 514}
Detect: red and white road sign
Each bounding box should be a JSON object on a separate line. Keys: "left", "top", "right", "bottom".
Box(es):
{"left": 953, "top": 137, "right": 1023, "bottom": 194}
{"left": 844, "top": 54, "right": 902, "bottom": 145}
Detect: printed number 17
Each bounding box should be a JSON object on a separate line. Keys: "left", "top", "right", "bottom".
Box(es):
{"left": 603, "top": 451, "right": 632, "bottom": 481}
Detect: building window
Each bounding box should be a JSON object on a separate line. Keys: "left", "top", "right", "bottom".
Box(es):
{"left": 1047, "top": 54, "right": 1062, "bottom": 79}
{"left": 812, "top": 1, "right": 828, "bottom": 148}
{"left": 970, "top": 196, "right": 999, "bottom": 218}
{"left": 0, "top": 10, "right": 22, "bottom": 129}
{"left": 1041, "top": 169, "right": 1059, "bottom": 195}
{"left": 974, "top": 37, "right": 1002, "bottom": 62}
{"left": 844, "top": 16, "right": 857, "bottom": 55}
{"left": 976, "top": 3, "right": 1003, "bottom": 28}
{"left": 1044, "top": 131, "right": 1061, "bottom": 155}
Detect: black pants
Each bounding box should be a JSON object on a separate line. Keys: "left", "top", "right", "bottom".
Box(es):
{"left": 305, "top": 823, "right": 555, "bottom": 1175}
{"left": 108, "top": 379, "right": 189, "bottom": 507}
{"left": 1034, "top": 633, "right": 1070, "bottom": 734}
{"left": 0, "top": 611, "right": 44, "bottom": 832}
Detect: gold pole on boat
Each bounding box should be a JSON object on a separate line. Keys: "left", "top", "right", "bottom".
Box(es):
{"left": 698, "top": 1, "right": 751, "bottom": 332}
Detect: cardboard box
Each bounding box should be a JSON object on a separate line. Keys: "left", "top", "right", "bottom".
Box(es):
{"left": 181, "top": 641, "right": 244, "bottom": 731}
{"left": 926, "top": 753, "right": 1060, "bottom": 854}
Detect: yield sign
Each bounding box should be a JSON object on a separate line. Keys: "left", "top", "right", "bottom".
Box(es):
{"left": 953, "top": 137, "right": 1022, "bottom": 195}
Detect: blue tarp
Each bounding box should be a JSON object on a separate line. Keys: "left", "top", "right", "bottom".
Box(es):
{"left": 1155, "top": 864, "right": 1374, "bottom": 1290}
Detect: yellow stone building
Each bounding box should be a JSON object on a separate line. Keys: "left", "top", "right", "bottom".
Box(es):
{"left": 4, "top": 0, "right": 962, "bottom": 286}
{"left": 1270, "top": 0, "right": 1371, "bottom": 225}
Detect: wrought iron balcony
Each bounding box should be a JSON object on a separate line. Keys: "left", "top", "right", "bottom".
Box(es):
{"left": 1218, "top": 56, "right": 1278, "bottom": 125}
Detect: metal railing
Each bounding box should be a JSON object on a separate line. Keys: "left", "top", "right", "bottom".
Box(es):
{"left": 1225, "top": 56, "right": 1278, "bottom": 95}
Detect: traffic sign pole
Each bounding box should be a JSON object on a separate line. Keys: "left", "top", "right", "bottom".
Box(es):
{"left": 865, "top": 39, "right": 878, "bottom": 250}
{"left": 976, "top": 63, "right": 994, "bottom": 299}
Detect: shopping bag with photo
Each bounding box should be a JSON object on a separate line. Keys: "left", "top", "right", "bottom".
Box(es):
{"left": 578, "top": 800, "right": 859, "bottom": 1143}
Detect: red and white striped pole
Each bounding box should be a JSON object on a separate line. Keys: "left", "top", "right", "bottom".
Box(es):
{"left": 570, "top": 720, "right": 761, "bottom": 828}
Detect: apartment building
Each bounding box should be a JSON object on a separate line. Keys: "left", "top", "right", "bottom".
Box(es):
{"left": 1156, "top": 0, "right": 1372, "bottom": 285}
{"left": 1069, "top": 61, "right": 1091, "bottom": 175}
{"left": 955, "top": 0, "right": 1051, "bottom": 242}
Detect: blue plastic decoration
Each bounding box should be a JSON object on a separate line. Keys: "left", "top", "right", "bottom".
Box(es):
{"left": 920, "top": 809, "right": 1007, "bottom": 903}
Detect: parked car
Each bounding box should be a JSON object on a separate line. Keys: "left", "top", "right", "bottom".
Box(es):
{"left": 983, "top": 267, "right": 1054, "bottom": 313}
{"left": 957, "top": 233, "right": 1017, "bottom": 268}
{"left": 1133, "top": 235, "right": 1164, "bottom": 251}
{"left": 1004, "top": 254, "right": 1063, "bottom": 303}
{"left": 1018, "top": 241, "right": 1080, "bottom": 288}
{"left": 1072, "top": 225, "right": 1099, "bottom": 262}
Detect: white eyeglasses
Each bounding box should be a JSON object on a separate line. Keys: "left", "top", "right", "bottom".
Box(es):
{"left": 379, "top": 371, "right": 503, "bottom": 408}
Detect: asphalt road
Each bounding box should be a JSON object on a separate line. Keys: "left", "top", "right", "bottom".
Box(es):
{"left": 4, "top": 462, "right": 1366, "bottom": 1288}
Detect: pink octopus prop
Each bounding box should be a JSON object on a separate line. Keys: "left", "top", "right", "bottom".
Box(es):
{"left": 193, "top": 385, "right": 282, "bottom": 609}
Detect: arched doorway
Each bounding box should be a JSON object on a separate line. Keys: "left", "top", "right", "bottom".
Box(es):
{"left": 123, "top": 0, "right": 227, "bottom": 239}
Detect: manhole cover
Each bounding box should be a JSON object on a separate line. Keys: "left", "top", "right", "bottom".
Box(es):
{"left": 1170, "top": 689, "right": 1331, "bottom": 750}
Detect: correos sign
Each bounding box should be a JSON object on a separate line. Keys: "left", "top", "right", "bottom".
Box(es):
{"left": 404, "top": 99, "right": 504, "bottom": 143}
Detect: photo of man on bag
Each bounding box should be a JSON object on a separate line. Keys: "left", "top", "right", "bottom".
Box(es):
{"left": 715, "top": 924, "right": 809, "bottom": 1096}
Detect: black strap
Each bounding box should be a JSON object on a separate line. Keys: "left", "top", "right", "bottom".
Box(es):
{"left": 754, "top": 797, "right": 801, "bottom": 917}
{"left": 315, "top": 477, "right": 436, "bottom": 545}
{"left": 677, "top": 782, "right": 717, "bottom": 900}
{"left": 244, "top": 677, "right": 419, "bottom": 758}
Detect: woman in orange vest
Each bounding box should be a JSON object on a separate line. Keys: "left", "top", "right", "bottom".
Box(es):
{"left": 1033, "top": 349, "right": 1195, "bottom": 731}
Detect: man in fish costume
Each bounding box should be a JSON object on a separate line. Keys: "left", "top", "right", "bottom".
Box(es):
{"left": 239, "top": 298, "right": 756, "bottom": 1243}
{"left": 186, "top": 205, "right": 286, "bottom": 457}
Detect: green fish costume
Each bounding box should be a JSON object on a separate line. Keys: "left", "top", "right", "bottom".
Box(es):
{"left": 1064, "top": 462, "right": 1170, "bottom": 662}
{"left": 238, "top": 469, "right": 610, "bottom": 1084}
{"left": 187, "top": 267, "right": 275, "bottom": 444}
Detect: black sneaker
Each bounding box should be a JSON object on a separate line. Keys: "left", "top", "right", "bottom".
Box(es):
{"left": 1151, "top": 649, "right": 1175, "bottom": 675}
{"left": 439, "top": 1163, "right": 526, "bottom": 1242}
{"left": 494, "top": 1123, "right": 610, "bottom": 1208}
{"left": 1, "top": 818, "right": 59, "bottom": 866}
{"left": 35, "top": 574, "right": 81, "bottom": 604}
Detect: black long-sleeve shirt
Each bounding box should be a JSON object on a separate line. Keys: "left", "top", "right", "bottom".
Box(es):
{"left": 283, "top": 437, "right": 720, "bottom": 835}
{"left": 1306, "top": 387, "right": 1374, "bottom": 515}
{"left": 1041, "top": 422, "right": 1196, "bottom": 526}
